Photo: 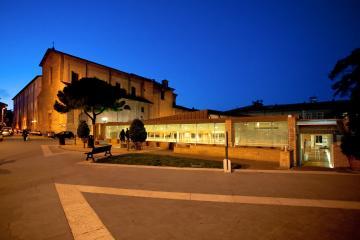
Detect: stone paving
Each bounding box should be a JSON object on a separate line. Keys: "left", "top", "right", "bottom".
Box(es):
{"left": 1, "top": 136, "right": 360, "bottom": 239}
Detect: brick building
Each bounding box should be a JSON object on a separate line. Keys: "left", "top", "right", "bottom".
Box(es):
{"left": 0, "top": 101, "right": 8, "bottom": 126}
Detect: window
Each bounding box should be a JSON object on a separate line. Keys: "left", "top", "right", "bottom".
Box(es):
{"left": 161, "top": 90, "right": 165, "bottom": 100}
{"left": 315, "top": 135, "right": 323, "bottom": 143}
{"left": 116, "top": 83, "right": 121, "bottom": 88}
{"left": 234, "top": 121, "right": 288, "bottom": 147}
{"left": 141, "top": 107, "right": 144, "bottom": 113}
{"left": 131, "top": 87, "right": 136, "bottom": 96}
{"left": 71, "top": 71, "right": 79, "bottom": 82}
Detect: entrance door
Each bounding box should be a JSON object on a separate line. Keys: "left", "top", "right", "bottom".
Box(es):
{"left": 299, "top": 134, "right": 333, "bottom": 168}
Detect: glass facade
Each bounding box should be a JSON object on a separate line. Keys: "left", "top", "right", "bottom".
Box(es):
{"left": 234, "top": 121, "right": 288, "bottom": 147}
{"left": 105, "top": 125, "right": 129, "bottom": 139}
{"left": 105, "top": 121, "right": 289, "bottom": 148}
{"left": 105, "top": 123, "right": 225, "bottom": 145}
{"left": 146, "top": 123, "right": 225, "bottom": 144}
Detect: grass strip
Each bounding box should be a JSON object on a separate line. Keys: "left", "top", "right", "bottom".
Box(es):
{"left": 97, "top": 153, "right": 241, "bottom": 169}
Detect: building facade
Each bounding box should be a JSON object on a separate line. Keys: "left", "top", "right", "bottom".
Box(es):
{"left": 0, "top": 101, "right": 8, "bottom": 126}
{"left": 13, "top": 49, "right": 350, "bottom": 169}
{"left": 13, "top": 75, "right": 42, "bottom": 130}
{"left": 13, "top": 48, "right": 191, "bottom": 134}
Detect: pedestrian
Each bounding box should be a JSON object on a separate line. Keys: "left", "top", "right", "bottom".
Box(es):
{"left": 119, "top": 129, "right": 126, "bottom": 147}
{"left": 125, "top": 128, "right": 130, "bottom": 150}
{"left": 22, "top": 129, "right": 28, "bottom": 141}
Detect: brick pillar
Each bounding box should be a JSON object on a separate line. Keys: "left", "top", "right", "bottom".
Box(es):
{"left": 287, "top": 115, "right": 297, "bottom": 166}
{"left": 333, "top": 143, "right": 350, "bottom": 168}
{"left": 225, "top": 119, "right": 234, "bottom": 147}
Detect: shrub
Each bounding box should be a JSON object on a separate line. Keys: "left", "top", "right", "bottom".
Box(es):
{"left": 77, "top": 121, "right": 90, "bottom": 147}
{"left": 129, "top": 119, "right": 147, "bottom": 149}
{"left": 341, "top": 134, "right": 360, "bottom": 159}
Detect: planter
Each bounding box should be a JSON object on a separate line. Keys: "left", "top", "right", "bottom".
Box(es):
{"left": 349, "top": 157, "right": 360, "bottom": 171}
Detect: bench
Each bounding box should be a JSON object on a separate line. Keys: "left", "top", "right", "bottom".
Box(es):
{"left": 85, "top": 145, "right": 112, "bottom": 161}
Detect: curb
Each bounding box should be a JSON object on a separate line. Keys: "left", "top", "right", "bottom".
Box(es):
{"left": 77, "top": 161, "right": 224, "bottom": 172}
{"left": 77, "top": 161, "right": 359, "bottom": 176}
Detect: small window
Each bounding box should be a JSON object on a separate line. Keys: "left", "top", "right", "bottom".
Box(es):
{"left": 161, "top": 90, "right": 165, "bottom": 100}
{"left": 131, "top": 87, "right": 136, "bottom": 96}
{"left": 71, "top": 71, "right": 79, "bottom": 82}
{"left": 315, "top": 136, "right": 322, "bottom": 143}
{"left": 141, "top": 107, "right": 144, "bottom": 113}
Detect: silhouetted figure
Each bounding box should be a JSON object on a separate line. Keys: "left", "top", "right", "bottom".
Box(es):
{"left": 119, "top": 129, "right": 126, "bottom": 147}
{"left": 125, "top": 128, "right": 130, "bottom": 150}
{"left": 22, "top": 129, "right": 28, "bottom": 141}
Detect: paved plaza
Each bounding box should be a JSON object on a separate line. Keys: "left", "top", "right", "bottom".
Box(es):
{"left": 0, "top": 136, "right": 360, "bottom": 239}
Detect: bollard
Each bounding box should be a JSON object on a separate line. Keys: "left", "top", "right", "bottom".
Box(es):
{"left": 223, "top": 159, "right": 228, "bottom": 172}
{"left": 227, "top": 159, "right": 232, "bottom": 173}
{"left": 223, "top": 159, "right": 232, "bottom": 173}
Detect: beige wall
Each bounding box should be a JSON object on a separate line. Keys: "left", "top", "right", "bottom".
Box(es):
{"left": 33, "top": 50, "right": 184, "bottom": 133}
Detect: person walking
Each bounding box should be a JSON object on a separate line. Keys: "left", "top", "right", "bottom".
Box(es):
{"left": 22, "top": 129, "right": 28, "bottom": 141}
{"left": 119, "top": 129, "right": 126, "bottom": 148}
{"left": 125, "top": 128, "right": 130, "bottom": 150}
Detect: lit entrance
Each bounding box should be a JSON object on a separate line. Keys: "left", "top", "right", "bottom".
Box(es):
{"left": 299, "top": 134, "right": 333, "bottom": 168}
{"left": 297, "top": 120, "right": 338, "bottom": 168}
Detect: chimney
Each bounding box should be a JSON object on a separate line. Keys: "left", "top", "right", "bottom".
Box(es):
{"left": 162, "top": 79, "right": 168, "bottom": 88}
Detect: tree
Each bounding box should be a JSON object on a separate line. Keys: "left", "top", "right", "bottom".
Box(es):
{"left": 54, "top": 77, "right": 130, "bottom": 139}
{"left": 129, "top": 119, "right": 147, "bottom": 150}
{"left": 329, "top": 48, "right": 360, "bottom": 159}
{"left": 252, "top": 100, "right": 264, "bottom": 108}
{"left": 77, "top": 120, "right": 90, "bottom": 148}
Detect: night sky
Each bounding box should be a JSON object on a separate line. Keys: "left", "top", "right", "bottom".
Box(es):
{"left": 0, "top": 0, "right": 359, "bottom": 110}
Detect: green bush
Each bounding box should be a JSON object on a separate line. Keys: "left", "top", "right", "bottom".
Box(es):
{"left": 77, "top": 120, "right": 90, "bottom": 139}
{"left": 129, "top": 119, "right": 147, "bottom": 149}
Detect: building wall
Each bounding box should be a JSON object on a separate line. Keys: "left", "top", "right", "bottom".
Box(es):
{"left": 13, "top": 76, "right": 42, "bottom": 130}
{"left": 34, "top": 49, "right": 183, "bottom": 133}
{"left": 333, "top": 143, "right": 350, "bottom": 168}
{"left": 0, "top": 102, "right": 7, "bottom": 125}
{"left": 174, "top": 144, "right": 284, "bottom": 164}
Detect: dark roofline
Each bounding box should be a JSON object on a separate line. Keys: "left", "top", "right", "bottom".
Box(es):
{"left": 0, "top": 102, "right": 8, "bottom": 107}
{"left": 39, "top": 48, "right": 174, "bottom": 91}
{"left": 173, "top": 104, "right": 197, "bottom": 111}
{"left": 12, "top": 75, "right": 42, "bottom": 100}
{"left": 226, "top": 100, "right": 350, "bottom": 113}
{"left": 207, "top": 109, "right": 248, "bottom": 117}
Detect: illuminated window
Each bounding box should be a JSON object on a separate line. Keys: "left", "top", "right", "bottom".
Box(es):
{"left": 234, "top": 121, "right": 288, "bottom": 147}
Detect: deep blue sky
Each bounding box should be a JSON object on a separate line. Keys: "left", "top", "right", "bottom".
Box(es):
{"left": 0, "top": 0, "right": 359, "bottom": 110}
